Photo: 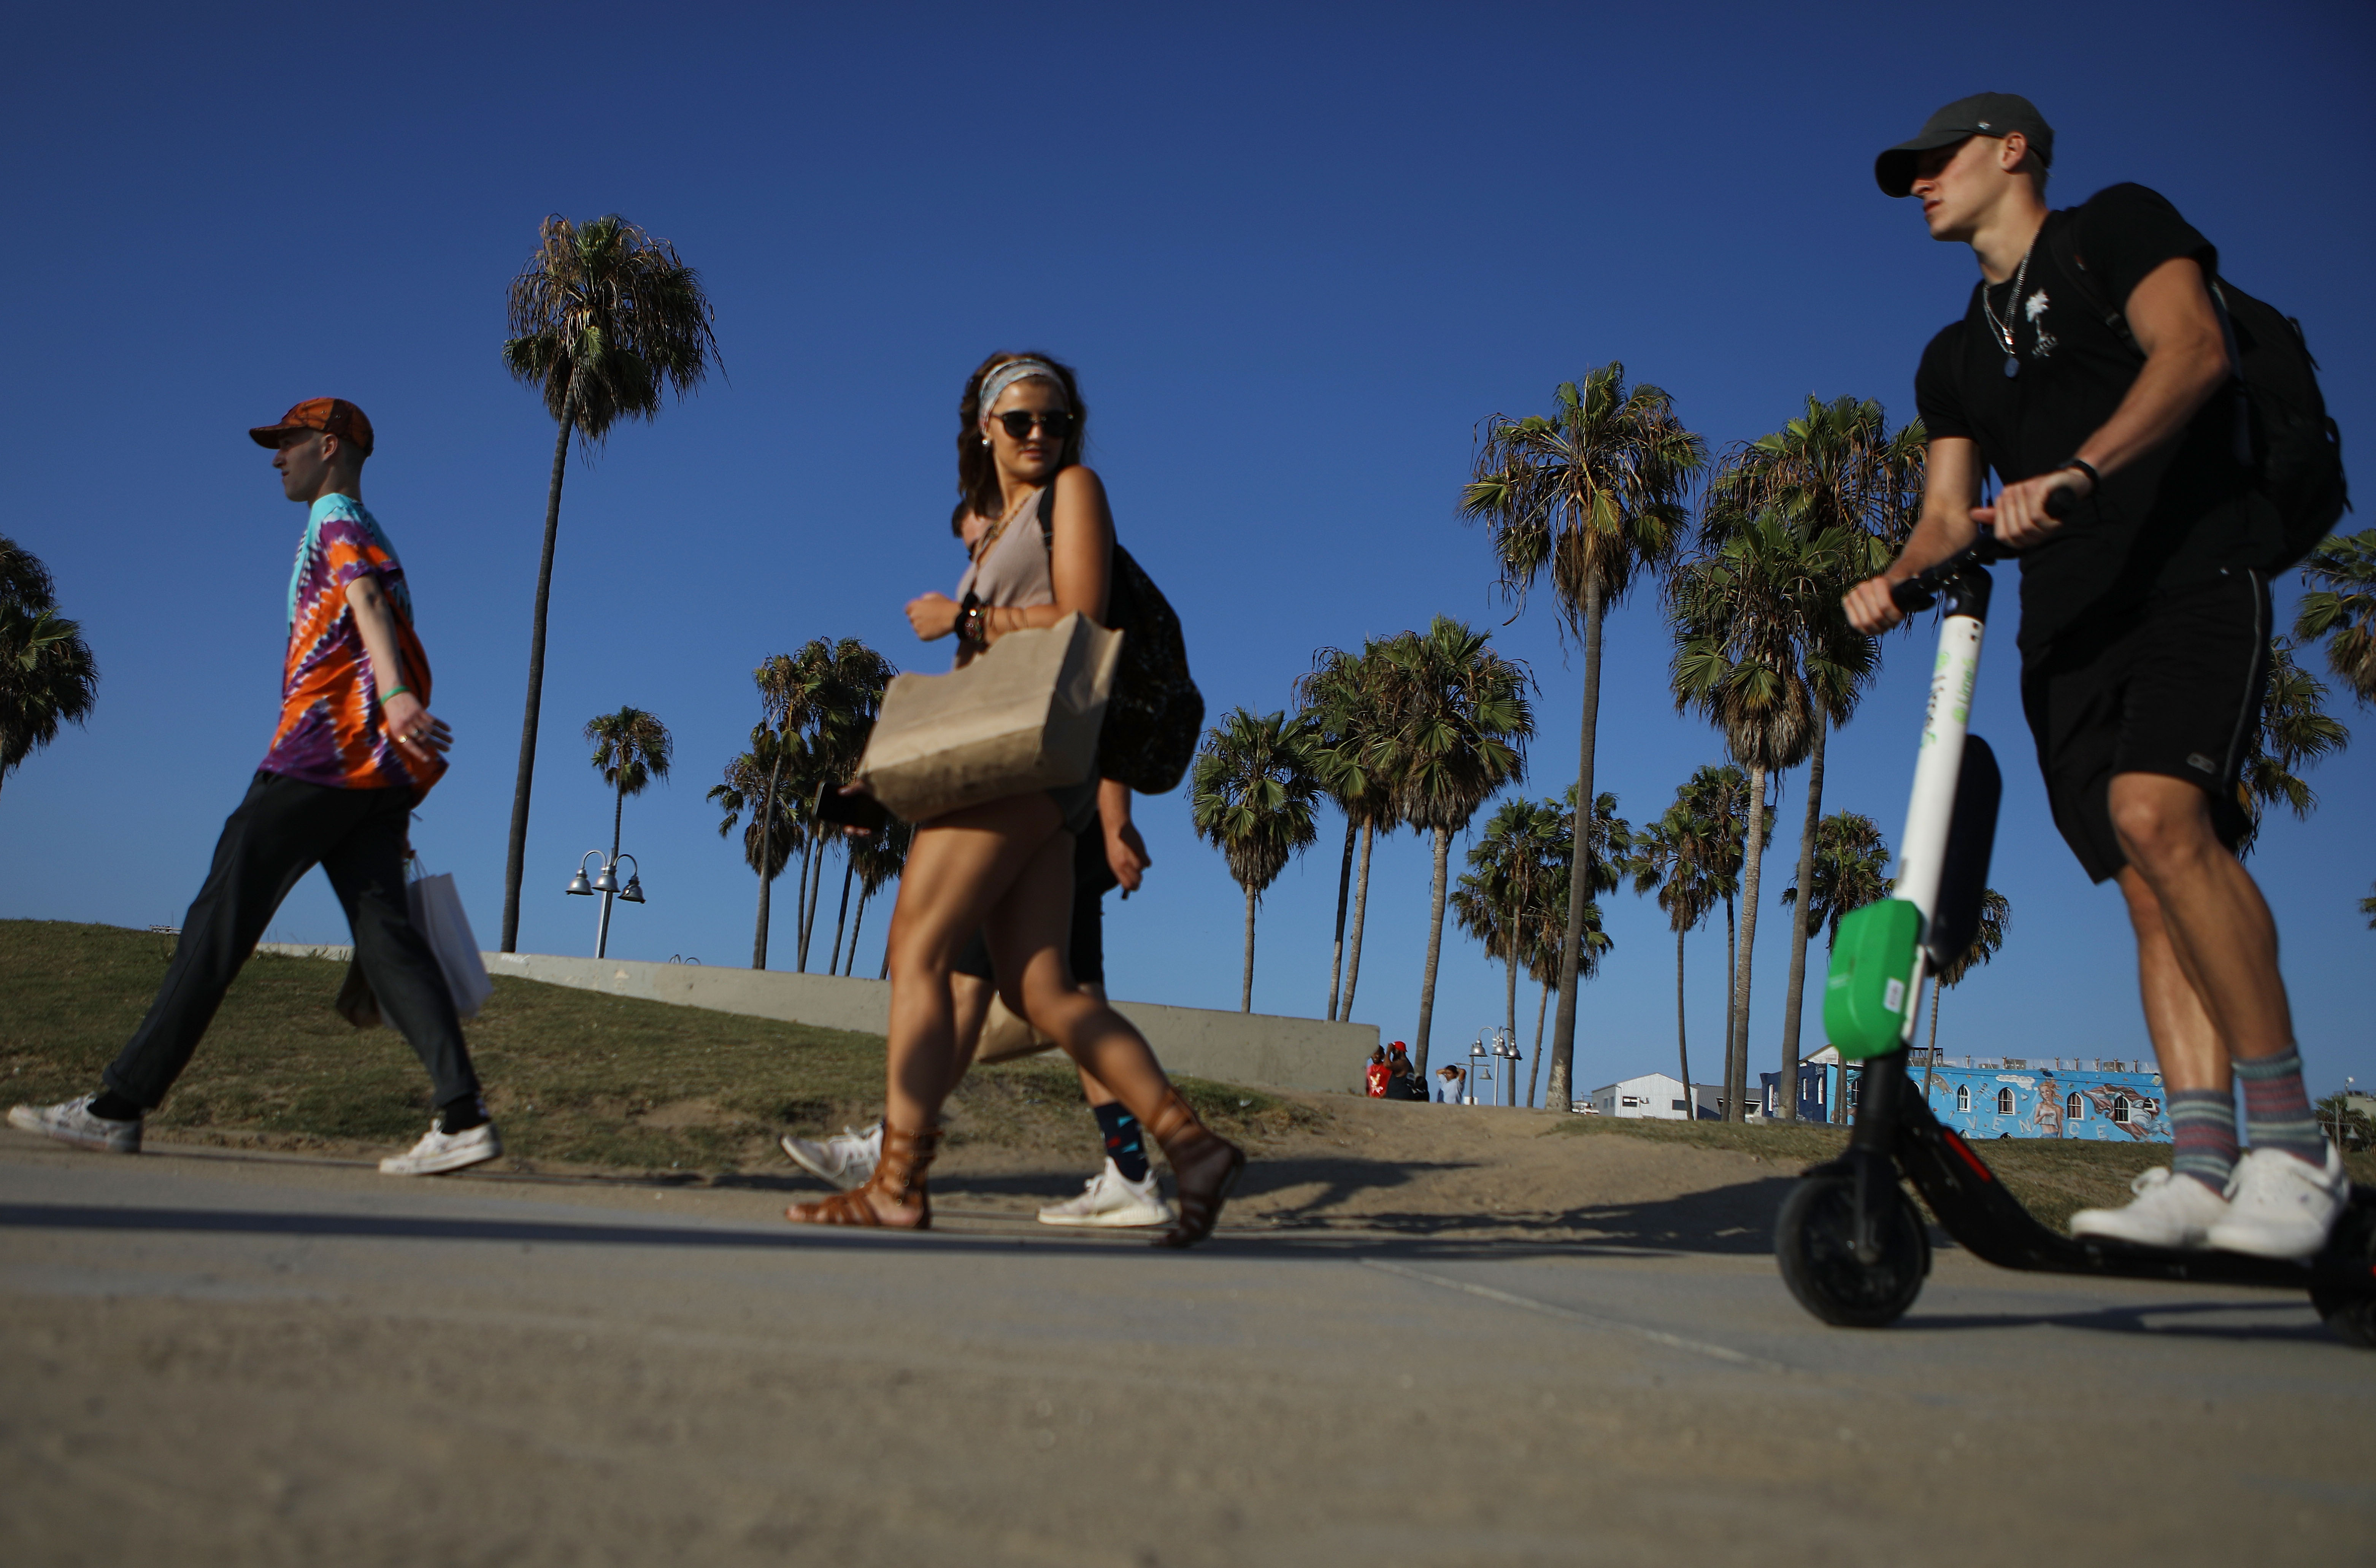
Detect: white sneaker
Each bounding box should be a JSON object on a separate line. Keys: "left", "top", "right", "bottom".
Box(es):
{"left": 2070, "top": 1166, "right": 2229, "bottom": 1249}
{"left": 2205, "top": 1143, "right": 2349, "bottom": 1260}
{"left": 8, "top": 1095, "right": 142, "bottom": 1154}
{"left": 1037, "top": 1158, "right": 1175, "bottom": 1229}
{"left": 379, "top": 1119, "right": 502, "bottom": 1176}
{"left": 782, "top": 1122, "right": 881, "bottom": 1191}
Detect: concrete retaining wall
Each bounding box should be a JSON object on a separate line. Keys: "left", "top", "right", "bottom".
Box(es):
{"left": 254, "top": 945, "right": 1374, "bottom": 1095}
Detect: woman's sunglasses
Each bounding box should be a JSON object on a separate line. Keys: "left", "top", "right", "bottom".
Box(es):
{"left": 993, "top": 409, "right": 1076, "bottom": 441}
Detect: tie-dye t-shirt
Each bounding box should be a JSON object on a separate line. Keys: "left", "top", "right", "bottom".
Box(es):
{"left": 258, "top": 493, "right": 445, "bottom": 795}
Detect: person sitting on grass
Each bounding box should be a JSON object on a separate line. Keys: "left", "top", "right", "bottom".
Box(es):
{"left": 8, "top": 399, "right": 498, "bottom": 1178}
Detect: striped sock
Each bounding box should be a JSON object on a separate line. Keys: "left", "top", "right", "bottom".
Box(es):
{"left": 2166, "top": 1089, "right": 2239, "bottom": 1193}
{"left": 2234, "top": 1046, "right": 2328, "bottom": 1167}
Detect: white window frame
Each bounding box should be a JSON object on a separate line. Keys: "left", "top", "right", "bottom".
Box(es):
{"left": 1996, "top": 1087, "right": 2016, "bottom": 1116}
{"left": 2066, "top": 1092, "right": 2085, "bottom": 1122}
{"left": 1955, "top": 1085, "right": 1971, "bottom": 1113}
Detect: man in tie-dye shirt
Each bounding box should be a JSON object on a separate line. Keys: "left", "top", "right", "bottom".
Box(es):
{"left": 8, "top": 399, "right": 501, "bottom": 1176}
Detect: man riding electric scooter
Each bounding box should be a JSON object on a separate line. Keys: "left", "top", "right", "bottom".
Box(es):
{"left": 1844, "top": 94, "right": 2348, "bottom": 1260}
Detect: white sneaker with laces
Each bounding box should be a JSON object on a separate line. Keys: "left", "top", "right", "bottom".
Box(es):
{"left": 379, "top": 1119, "right": 501, "bottom": 1176}
{"left": 781, "top": 1122, "right": 882, "bottom": 1191}
{"left": 7, "top": 1094, "right": 142, "bottom": 1155}
{"left": 1037, "top": 1158, "right": 1175, "bottom": 1229}
{"left": 2069, "top": 1166, "right": 2228, "bottom": 1249}
{"left": 2205, "top": 1143, "right": 2349, "bottom": 1260}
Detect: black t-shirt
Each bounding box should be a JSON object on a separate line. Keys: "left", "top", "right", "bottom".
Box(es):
{"left": 1914, "top": 183, "right": 2274, "bottom": 654}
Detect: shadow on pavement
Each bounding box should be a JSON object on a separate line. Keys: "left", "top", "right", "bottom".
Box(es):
{"left": 1900, "top": 1296, "right": 2330, "bottom": 1342}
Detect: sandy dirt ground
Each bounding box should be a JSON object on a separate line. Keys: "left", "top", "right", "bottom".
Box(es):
{"left": 4, "top": 1116, "right": 2372, "bottom": 1568}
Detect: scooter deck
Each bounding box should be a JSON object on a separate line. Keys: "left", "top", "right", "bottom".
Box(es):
{"left": 1886, "top": 1091, "right": 2376, "bottom": 1296}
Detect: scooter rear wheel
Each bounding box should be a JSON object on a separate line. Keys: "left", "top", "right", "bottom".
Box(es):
{"left": 2309, "top": 1200, "right": 2376, "bottom": 1350}
{"left": 1776, "top": 1173, "right": 1931, "bottom": 1328}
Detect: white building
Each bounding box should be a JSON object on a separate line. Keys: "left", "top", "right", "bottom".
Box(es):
{"left": 1587, "top": 1072, "right": 1690, "bottom": 1120}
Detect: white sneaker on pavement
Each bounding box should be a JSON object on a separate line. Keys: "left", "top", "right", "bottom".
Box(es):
{"left": 1036, "top": 1157, "right": 1175, "bottom": 1229}
{"left": 2205, "top": 1143, "right": 2349, "bottom": 1260}
{"left": 7, "top": 1095, "right": 142, "bottom": 1155}
{"left": 2069, "top": 1166, "right": 2228, "bottom": 1249}
{"left": 379, "top": 1119, "right": 502, "bottom": 1176}
{"left": 781, "top": 1122, "right": 882, "bottom": 1191}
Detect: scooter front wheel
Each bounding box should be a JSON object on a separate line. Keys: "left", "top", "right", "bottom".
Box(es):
{"left": 1775, "top": 1173, "right": 1931, "bottom": 1329}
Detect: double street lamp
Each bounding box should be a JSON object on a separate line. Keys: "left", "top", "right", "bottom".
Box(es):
{"left": 565, "top": 849, "right": 646, "bottom": 959}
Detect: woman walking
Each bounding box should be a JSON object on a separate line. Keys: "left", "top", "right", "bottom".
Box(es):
{"left": 786, "top": 352, "right": 1243, "bottom": 1247}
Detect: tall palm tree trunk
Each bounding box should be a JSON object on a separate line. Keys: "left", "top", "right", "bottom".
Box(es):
{"left": 1240, "top": 886, "right": 1259, "bottom": 1012}
{"left": 1774, "top": 721, "right": 1827, "bottom": 1124}
{"left": 827, "top": 855, "right": 855, "bottom": 975}
{"left": 1503, "top": 948, "right": 1520, "bottom": 1100}
{"left": 751, "top": 756, "right": 783, "bottom": 969}
{"left": 798, "top": 834, "right": 828, "bottom": 972}
{"left": 501, "top": 404, "right": 575, "bottom": 952}
{"left": 1922, "top": 984, "right": 1944, "bottom": 1119}
{"left": 1326, "top": 818, "right": 1355, "bottom": 1020}
{"left": 846, "top": 888, "right": 868, "bottom": 976}
{"left": 1413, "top": 824, "right": 1454, "bottom": 1075}
{"left": 1340, "top": 820, "right": 1374, "bottom": 1017}
{"left": 1527, "top": 977, "right": 1551, "bottom": 1108}
{"left": 1547, "top": 579, "right": 1606, "bottom": 1110}
{"left": 1675, "top": 926, "right": 1692, "bottom": 1120}
{"left": 1723, "top": 897, "right": 1737, "bottom": 1116}
{"left": 1730, "top": 763, "right": 1771, "bottom": 1121}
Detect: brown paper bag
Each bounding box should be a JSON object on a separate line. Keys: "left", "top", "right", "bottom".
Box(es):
{"left": 854, "top": 612, "right": 1122, "bottom": 824}
{"left": 974, "top": 991, "right": 1058, "bottom": 1064}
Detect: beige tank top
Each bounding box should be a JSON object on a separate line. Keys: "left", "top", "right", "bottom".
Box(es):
{"left": 953, "top": 486, "right": 1052, "bottom": 613}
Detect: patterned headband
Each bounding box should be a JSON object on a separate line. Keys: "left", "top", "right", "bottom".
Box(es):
{"left": 976, "top": 357, "right": 1069, "bottom": 420}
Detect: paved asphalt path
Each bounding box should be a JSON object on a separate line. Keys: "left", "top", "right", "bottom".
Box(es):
{"left": 3, "top": 1132, "right": 2370, "bottom": 1566}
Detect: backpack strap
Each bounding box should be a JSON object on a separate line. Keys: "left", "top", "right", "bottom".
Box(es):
{"left": 1036, "top": 484, "right": 1055, "bottom": 550}
{"left": 2044, "top": 211, "right": 2142, "bottom": 358}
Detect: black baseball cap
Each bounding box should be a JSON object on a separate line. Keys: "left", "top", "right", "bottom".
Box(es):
{"left": 1874, "top": 93, "right": 2054, "bottom": 197}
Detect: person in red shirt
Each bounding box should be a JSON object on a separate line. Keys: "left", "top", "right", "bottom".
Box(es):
{"left": 7, "top": 400, "right": 497, "bottom": 1177}
{"left": 1365, "top": 1048, "right": 1390, "bottom": 1099}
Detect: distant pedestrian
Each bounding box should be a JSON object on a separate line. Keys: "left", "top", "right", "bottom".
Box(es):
{"left": 1386, "top": 1040, "right": 1420, "bottom": 1101}
{"left": 8, "top": 400, "right": 498, "bottom": 1175}
{"left": 1435, "top": 1065, "right": 1466, "bottom": 1104}
{"left": 1365, "top": 1047, "right": 1390, "bottom": 1099}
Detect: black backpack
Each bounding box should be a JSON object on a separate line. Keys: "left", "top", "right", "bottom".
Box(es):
{"left": 1036, "top": 488, "right": 1205, "bottom": 795}
{"left": 2045, "top": 220, "right": 2349, "bottom": 569}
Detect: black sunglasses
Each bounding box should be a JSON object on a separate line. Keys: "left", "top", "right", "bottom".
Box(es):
{"left": 994, "top": 409, "right": 1076, "bottom": 441}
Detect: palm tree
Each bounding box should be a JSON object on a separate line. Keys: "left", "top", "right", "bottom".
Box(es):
{"left": 2295, "top": 528, "right": 2376, "bottom": 706}
{"left": 1454, "top": 797, "right": 1565, "bottom": 1072}
{"left": 1373, "top": 618, "right": 1533, "bottom": 1073}
{"left": 1297, "top": 642, "right": 1400, "bottom": 1021}
{"left": 1779, "top": 811, "right": 1893, "bottom": 1122}
{"left": 1708, "top": 398, "right": 1917, "bottom": 1121}
{"left": 2236, "top": 637, "right": 2350, "bottom": 855}
{"left": 0, "top": 535, "right": 97, "bottom": 803}
{"left": 1191, "top": 709, "right": 1322, "bottom": 1011}
{"left": 1626, "top": 802, "right": 1725, "bottom": 1121}
{"left": 754, "top": 638, "right": 898, "bottom": 970}
{"left": 1462, "top": 363, "right": 1706, "bottom": 1108}
{"left": 497, "top": 214, "right": 720, "bottom": 952}
{"left": 583, "top": 706, "right": 671, "bottom": 959}
{"left": 843, "top": 815, "right": 914, "bottom": 978}
{"left": 1925, "top": 888, "right": 2011, "bottom": 1084}
{"left": 709, "top": 721, "right": 803, "bottom": 965}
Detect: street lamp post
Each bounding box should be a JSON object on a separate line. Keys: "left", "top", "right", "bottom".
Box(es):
{"left": 565, "top": 849, "right": 646, "bottom": 959}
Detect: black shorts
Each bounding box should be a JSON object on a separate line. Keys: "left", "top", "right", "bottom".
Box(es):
{"left": 2019, "top": 569, "right": 2268, "bottom": 883}
{"left": 951, "top": 819, "right": 1117, "bottom": 986}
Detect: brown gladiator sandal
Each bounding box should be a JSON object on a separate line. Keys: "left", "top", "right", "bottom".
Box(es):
{"left": 1142, "top": 1089, "right": 1245, "bottom": 1249}
{"left": 784, "top": 1124, "right": 941, "bottom": 1230}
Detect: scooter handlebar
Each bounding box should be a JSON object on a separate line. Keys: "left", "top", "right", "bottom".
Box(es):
{"left": 1886, "top": 488, "right": 2074, "bottom": 613}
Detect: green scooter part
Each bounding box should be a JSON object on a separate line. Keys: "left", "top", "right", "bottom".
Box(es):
{"left": 1822, "top": 899, "right": 1923, "bottom": 1062}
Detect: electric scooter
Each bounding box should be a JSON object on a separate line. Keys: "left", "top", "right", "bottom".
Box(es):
{"left": 1773, "top": 509, "right": 2376, "bottom": 1348}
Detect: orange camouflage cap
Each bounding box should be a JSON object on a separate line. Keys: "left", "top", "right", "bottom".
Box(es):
{"left": 249, "top": 397, "right": 375, "bottom": 456}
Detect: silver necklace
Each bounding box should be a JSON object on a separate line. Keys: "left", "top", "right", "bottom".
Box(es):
{"left": 1981, "top": 241, "right": 2035, "bottom": 379}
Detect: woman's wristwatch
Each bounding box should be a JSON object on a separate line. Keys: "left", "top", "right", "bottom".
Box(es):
{"left": 959, "top": 604, "right": 985, "bottom": 647}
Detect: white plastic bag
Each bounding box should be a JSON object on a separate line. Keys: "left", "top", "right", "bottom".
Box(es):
{"left": 408, "top": 871, "right": 494, "bottom": 1019}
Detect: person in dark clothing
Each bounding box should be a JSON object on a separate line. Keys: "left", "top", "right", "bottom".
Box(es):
{"left": 1846, "top": 96, "right": 2343, "bottom": 1259}
{"left": 8, "top": 399, "right": 498, "bottom": 1176}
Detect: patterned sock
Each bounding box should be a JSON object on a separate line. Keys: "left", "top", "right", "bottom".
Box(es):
{"left": 2165, "top": 1089, "right": 2239, "bottom": 1193}
{"left": 1092, "top": 1102, "right": 1150, "bottom": 1183}
{"left": 2235, "top": 1046, "right": 2329, "bottom": 1167}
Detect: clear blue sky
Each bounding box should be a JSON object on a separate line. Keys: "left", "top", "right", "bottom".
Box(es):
{"left": 4, "top": 2, "right": 2370, "bottom": 1102}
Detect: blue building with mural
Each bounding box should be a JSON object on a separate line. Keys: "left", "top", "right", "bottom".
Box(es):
{"left": 1762, "top": 1049, "right": 2170, "bottom": 1142}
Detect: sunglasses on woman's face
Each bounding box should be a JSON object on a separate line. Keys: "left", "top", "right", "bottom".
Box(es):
{"left": 994, "top": 409, "right": 1075, "bottom": 441}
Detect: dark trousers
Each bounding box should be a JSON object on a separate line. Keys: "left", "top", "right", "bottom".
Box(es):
{"left": 105, "top": 771, "right": 481, "bottom": 1111}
